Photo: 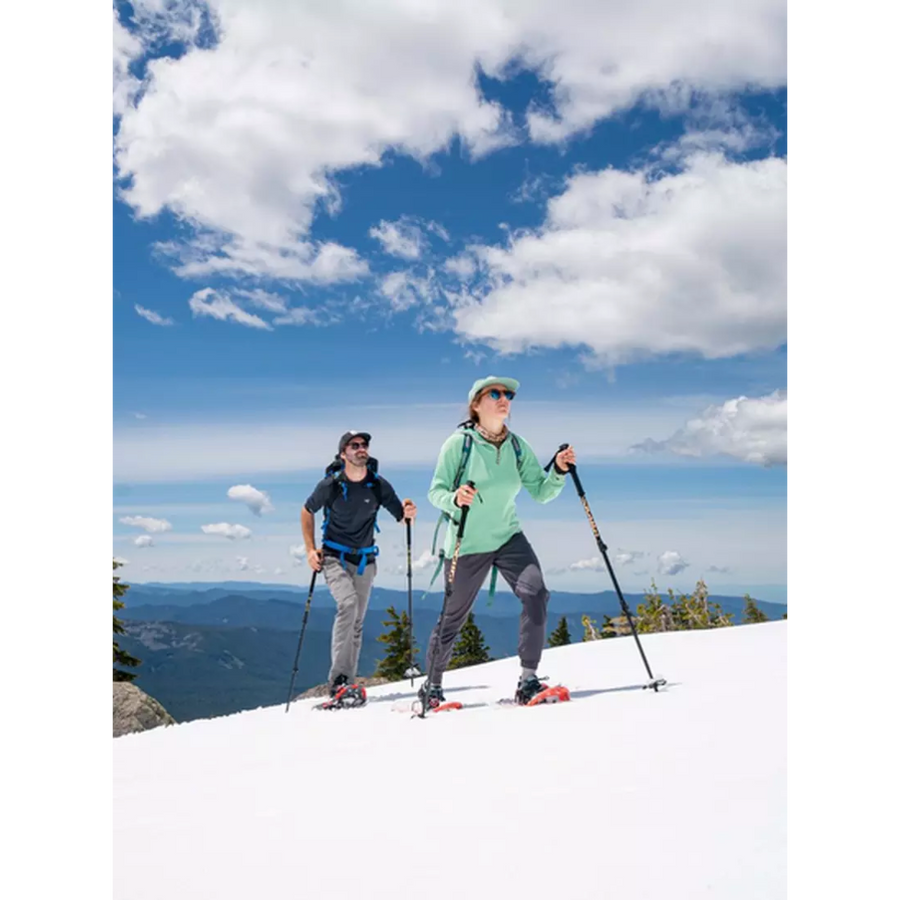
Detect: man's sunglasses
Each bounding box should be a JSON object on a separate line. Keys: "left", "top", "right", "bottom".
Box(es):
{"left": 346, "top": 441, "right": 369, "bottom": 450}
{"left": 486, "top": 388, "right": 516, "bottom": 401}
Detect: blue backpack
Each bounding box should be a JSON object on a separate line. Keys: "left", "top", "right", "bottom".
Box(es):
{"left": 320, "top": 456, "right": 383, "bottom": 574}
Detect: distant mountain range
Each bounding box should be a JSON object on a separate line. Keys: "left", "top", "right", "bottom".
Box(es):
{"left": 116, "top": 582, "right": 787, "bottom": 724}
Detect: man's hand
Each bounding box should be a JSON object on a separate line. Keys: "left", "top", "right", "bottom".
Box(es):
{"left": 554, "top": 445, "right": 577, "bottom": 472}
{"left": 454, "top": 483, "right": 477, "bottom": 507}
{"left": 402, "top": 499, "right": 417, "bottom": 521}
{"left": 307, "top": 548, "right": 323, "bottom": 572}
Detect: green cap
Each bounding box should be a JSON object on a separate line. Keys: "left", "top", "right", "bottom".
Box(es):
{"left": 467, "top": 375, "right": 520, "bottom": 403}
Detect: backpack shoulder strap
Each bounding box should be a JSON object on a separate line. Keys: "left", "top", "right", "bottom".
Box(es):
{"left": 509, "top": 432, "right": 523, "bottom": 470}
{"left": 429, "top": 427, "right": 475, "bottom": 558}
{"left": 366, "top": 470, "right": 383, "bottom": 507}
{"left": 452, "top": 431, "right": 474, "bottom": 490}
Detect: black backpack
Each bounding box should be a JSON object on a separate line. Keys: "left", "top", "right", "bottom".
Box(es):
{"left": 322, "top": 455, "right": 383, "bottom": 509}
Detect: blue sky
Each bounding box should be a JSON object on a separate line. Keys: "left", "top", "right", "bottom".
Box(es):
{"left": 112, "top": 0, "right": 788, "bottom": 600}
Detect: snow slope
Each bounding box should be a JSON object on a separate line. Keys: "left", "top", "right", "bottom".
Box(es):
{"left": 114, "top": 621, "right": 786, "bottom": 900}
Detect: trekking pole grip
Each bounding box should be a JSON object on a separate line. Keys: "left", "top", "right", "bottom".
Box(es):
{"left": 457, "top": 481, "right": 476, "bottom": 541}
{"left": 555, "top": 442, "right": 585, "bottom": 496}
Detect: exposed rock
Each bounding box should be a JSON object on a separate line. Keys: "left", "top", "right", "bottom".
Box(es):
{"left": 114, "top": 682, "right": 177, "bottom": 738}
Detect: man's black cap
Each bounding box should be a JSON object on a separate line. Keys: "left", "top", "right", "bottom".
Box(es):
{"left": 338, "top": 431, "right": 372, "bottom": 453}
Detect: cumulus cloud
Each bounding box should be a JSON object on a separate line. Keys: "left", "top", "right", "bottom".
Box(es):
{"left": 658, "top": 551, "right": 690, "bottom": 576}
{"left": 236, "top": 556, "right": 249, "bottom": 571}
{"left": 114, "top": 1, "right": 784, "bottom": 281}
{"left": 569, "top": 557, "right": 605, "bottom": 571}
{"left": 134, "top": 535, "right": 155, "bottom": 548}
{"left": 614, "top": 550, "right": 645, "bottom": 566}
{"left": 119, "top": 515, "right": 172, "bottom": 533}
{"left": 452, "top": 153, "right": 786, "bottom": 365}
{"left": 227, "top": 484, "right": 274, "bottom": 516}
{"left": 201, "top": 522, "right": 252, "bottom": 540}
{"left": 631, "top": 390, "right": 787, "bottom": 466}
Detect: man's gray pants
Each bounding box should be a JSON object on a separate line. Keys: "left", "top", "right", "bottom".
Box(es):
{"left": 322, "top": 556, "right": 376, "bottom": 684}
{"left": 424, "top": 531, "right": 550, "bottom": 685}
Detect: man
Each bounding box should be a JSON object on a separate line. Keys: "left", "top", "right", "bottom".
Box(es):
{"left": 301, "top": 430, "right": 417, "bottom": 698}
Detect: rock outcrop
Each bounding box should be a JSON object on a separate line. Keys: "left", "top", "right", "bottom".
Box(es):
{"left": 113, "top": 682, "right": 176, "bottom": 737}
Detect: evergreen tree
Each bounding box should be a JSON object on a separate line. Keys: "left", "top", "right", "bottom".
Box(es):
{"left": 375, "top": 605, "right": 418, "bottom": 681}
{"left": 742, "top": 594, "right": 769, "bottom": 623}
{"left": 636, "top": 581, "right": 675, "bottom": 633}
{"left": 114, "top": 560, "right": 141, "bottom": 682}
{"left": 448, "top": 614, "right": 491, "bottom": 669}
{"left": 548, "top": 615, "right": 571, "bottom": 647}
{"left": 671, "top": 580, "right": 733, "bottom": 629}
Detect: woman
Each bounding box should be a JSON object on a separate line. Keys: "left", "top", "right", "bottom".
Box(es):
{"left": 420, "top": 375, "right": 576, "bottom": 707}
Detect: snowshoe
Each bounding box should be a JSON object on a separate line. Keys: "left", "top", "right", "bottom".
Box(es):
{"left": 417, "top": 683, "right": 445, "bottom": 709}
{"left": 315, "top": 683, "right": 367, "bottom": 710}
{"left": 515, "top": 675, "right": 570, "bottom": 707}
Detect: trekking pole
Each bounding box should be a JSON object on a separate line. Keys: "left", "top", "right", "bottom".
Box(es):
{"left": 405, "top": 517, "right": 417, "bottom": 687}
{"left": 284, "top": 567, "right": 318, "bottom": 712}
{"left": 553, "top": 444, "right": 666, "bottom": 691}
{"left": 416, "top": 480, "right": 475, "bottom": 718}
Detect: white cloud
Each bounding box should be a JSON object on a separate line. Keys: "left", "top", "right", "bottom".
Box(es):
{"left": 157, "top": 235, "right": 368, "bottom": 283}
{"left": 113, "top": 557, "right": 130, "bottom": 566}
{"left": 186, "top": 287, "right": 341, "bottom": 329}
{"left": 113, "top": 8, "right": 143, "bottom": 116}
{"left": 188, "top": 288, "right": 272, "bottom": 330}
{"left": 114, "top": 1, "right": 784, "bottom": 281}
{"left": 444, "top": 255, "right": 477, "bottom": 281}
{"left": 119, "top": 515, "right": 173, "bottom": 533}
{"left": 644, "top": 93, "right": 782, "bottom": 168}
{"left": 271, "top": 307, "right": 334, "bottom": 327}
{"left": 370, "top": 218, "right": 449, "bottom": 259}
{"left": 658, "top": 550, "right": 690, "bottom": 576}
{"left": 631, "top": 390, "right": 787, "bottom": 466}
{"left": 232, "top": 289, "right": 288, "bottom": 313}
{"left": 132, "top": 412, "right": 148, "bottom": 420}
{"left": 135, "top": 304, "right": 175, "bottom": 326}
{"left": 614, "top": 550, "right": 645, "bottom": 566}
{"left": 370, "top": 219, "right": 426, "bottom": 260}
{"left": 201, "top": 522, "right": 252, "bottom": 540}
{"left": 289, "top": 544, "right": 306, "bottom": 566}
{"left": 236, "top": 556, "right": 249, "bottom": 571}
{"left": 451, "top": 153, "right": 785, "bottom": 365}
{"left": 134, "top": 535, "right": 155, "bottom": 548}
{"left": 708, "top": 565, "right": 732, "bottom": 574}
{"left": 378, "top": 271, "right": 437, "bottom": 312}
{"left": 569, "top": 557, "right": 604, "bottom": 571}
{"left": 411, "top": 551, "right": 439, "bottom": 572}
{"left": 227, "top": 484, "right": 274, "bottom": 516}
